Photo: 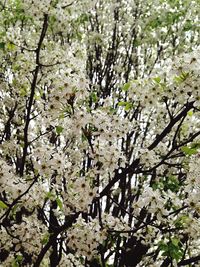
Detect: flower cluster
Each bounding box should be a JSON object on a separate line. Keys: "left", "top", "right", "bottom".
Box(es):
{"left": 0, "top": 0, "right": 200, "bottom": 266}
{"left": 63, "top": 178, "right": 98, "bottom": 213}
{"left": 67, "top": 215, "right": 107, "bottom": 260}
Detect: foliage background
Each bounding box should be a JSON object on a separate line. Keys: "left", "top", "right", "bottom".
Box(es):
{"left": 0, "top": 0, "right": 200, "bottom": 266}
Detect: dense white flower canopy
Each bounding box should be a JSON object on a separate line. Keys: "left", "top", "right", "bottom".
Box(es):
{"left": 0, "top": 0, "right": 200, "bottom": 266}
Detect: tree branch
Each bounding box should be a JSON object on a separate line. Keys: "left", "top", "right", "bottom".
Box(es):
{"left": 19, "top": 14, "right": 48, "bottom": 176}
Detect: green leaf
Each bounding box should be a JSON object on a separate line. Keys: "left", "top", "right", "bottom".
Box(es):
{"left": 19, "top": 86, "right": 28, "bottom": 97}
{"left": 158, "top": 239, "right": 183, "bottom": 261}
{"left": 118, "top": 101, "right": 127, "bottom": 106}
{"left": 90, "top": 92, "right": 98, "bottom": 103}
{"left": 10, "top": 204, "right": 19, "bottom": 220}
{"left": 56, "top": 126, "right": 64, "bottom": 135}
{"left": 122, "top": 82, "right": 131, "bottom": 91}
{"left": 12, "top": 261, "right": 19, "bottom": 267}
{"left": 152, "top": 181, "right": 164, "bottom": 190}
{"left": 171, "top": 238, "right": 179, "bottom": 246}
{"left": 174, "top": 215, "right": 189, "bottom": 228}
{"left": 16, "top": 255, "right": 23, "bottom": 263}
{"left": 164, "top": 175, "right": 180, "bottom": 192}
{"left": 153, "top": 77, "right": 161, "bottom": 83}
{"left": 11, "top": 254, "right": 23, "bottom": 267}
{"left": 149, "top": 17, "right": 161, "bottom": 29}
{"left": 41, "top": 233, "right": 50, "bottom": 245}
{"left": 168, "top": 241, "right": 183, "bottom": 261}
{"left": 56, "top": 197, "right": 63, "bottom": 210}
{"left": 7, "top": 42, "right": 15, "bottom": 51}
{"left": 181, "top": 146, "right": 198, "bottom": 156}
{"left": 118, "top": 101, "right": 133, "bottom": 110}
{"left": 184, "top": 20, "right": 193, "bottom": 31}
{"left": 187, "top": 110, "right": 193, "bottom": 116}
{"left": 174, "top": 72, "right": 189, "bottom": 83}
{"left": 125, "top": 102, "right": 133, "bottom": 111}
{"left": 0, "top": 42, "right": 5, "bottom": 49}
{"left": 0, "top": 200, "right": 8, "bottom": 209}
{"left": 45, "top": 191, "right": 55, "bottom": 200}
{"left": 158, "top": 241, "right": 168, "bottom": 252}
{"left": 78, "top": 13, "right": 89, "bottom": 24}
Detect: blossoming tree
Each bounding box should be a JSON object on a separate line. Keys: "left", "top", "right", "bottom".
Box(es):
{"left": 0, "top": 0, "right": 200, "bottom": 266}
